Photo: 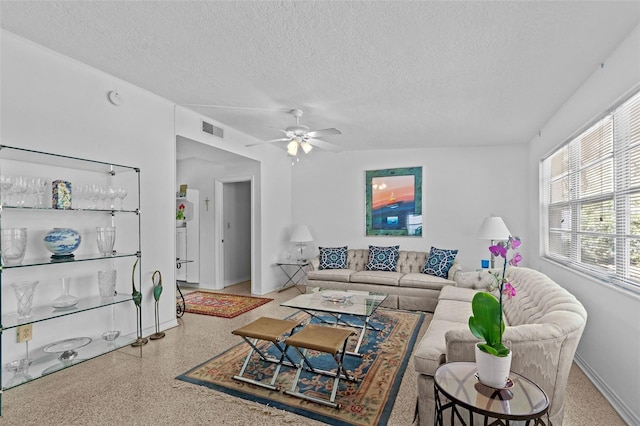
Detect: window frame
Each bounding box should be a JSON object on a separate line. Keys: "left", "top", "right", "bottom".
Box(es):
{"left": 541, "top": 89, "right": 640, "bottom": 294}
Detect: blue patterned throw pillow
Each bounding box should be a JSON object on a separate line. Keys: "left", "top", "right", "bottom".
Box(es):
{"left": 365, "top": 245, "right": 400, "bottom": 272}
{"left": 422, "top": 246, "right": 458, "bottom": 278}
{"left": 319, "top": 246, "right": 348, "bottom": 270}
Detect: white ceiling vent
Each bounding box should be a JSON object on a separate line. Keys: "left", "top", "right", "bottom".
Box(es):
{"left": 202, "top": 121, "right": 224, "bottom": 138}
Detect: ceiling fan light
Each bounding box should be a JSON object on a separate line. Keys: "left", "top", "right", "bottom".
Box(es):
{"left": 300, "top": 141, "right": 313, "bottom": 154}
{"left": 287, "top": 140, "right": 299, "bottom": 156}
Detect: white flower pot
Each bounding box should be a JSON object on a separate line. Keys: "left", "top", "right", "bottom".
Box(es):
{"left": 475, "top": 345, "right": 512, "bottom": 388}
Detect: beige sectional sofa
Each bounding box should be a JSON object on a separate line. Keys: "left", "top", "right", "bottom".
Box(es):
{"left": 306, "top": 248, "right": 461, "bottom": 312}
{"left": 413, "top": 267, "right": 587, "bottom": 426}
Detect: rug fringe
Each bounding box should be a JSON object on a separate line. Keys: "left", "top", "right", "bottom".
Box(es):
{"left": 171, "top": 380, "right": 303, "bottom": 424}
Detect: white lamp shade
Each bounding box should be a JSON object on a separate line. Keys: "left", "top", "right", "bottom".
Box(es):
{"left": 477, "top": 216, "right": 511, "bottom": 240}
{"left": 290, "top": 225, "right": 313, "bottom": 243}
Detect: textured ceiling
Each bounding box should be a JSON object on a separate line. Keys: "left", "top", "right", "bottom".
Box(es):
{"left": 1, "top": 1, "right": 639, "bottom": 152}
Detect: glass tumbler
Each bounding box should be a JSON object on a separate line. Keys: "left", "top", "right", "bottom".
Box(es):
{"left": 96, "top": 227, "right": 116, "bottom": 256}
{"left": 11, "top": 281, "right": 38, "bottom": 318}
{"left": 1, "top": 228, "right": 27, "bottom": 265}
{"left": 97, "top": 270, "right": 117, "bottom": 297}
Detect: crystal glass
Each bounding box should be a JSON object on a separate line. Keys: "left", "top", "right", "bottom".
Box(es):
{"left": 98, "top": 270, "right": 117, "bottom": 297}
{"left": 11, "top": 281, "right": 38, "bottom": 318}
{"left": 116, "top": 187, "right": 127, "bottom": 210}
{"left": 1, "top": 228, "right": 28, "bottom": 265}
{"left": 96, "top": 226, "right": 116, "bottom": 256}
{"left": 0, "top": 174, "right": 13, "bottom": 205}
{"left": 52, "top": 277, "right": 79, "bottom": 309}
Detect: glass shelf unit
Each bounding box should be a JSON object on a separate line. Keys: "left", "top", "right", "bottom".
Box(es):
{"left": 2, "top": 294, "right": 134, "bottom": 330}
{"left": 0, "top": 144, "right": 143, "bottom": 409}
{"left": 3, "top": 252, "right": 139, "bottom": 269}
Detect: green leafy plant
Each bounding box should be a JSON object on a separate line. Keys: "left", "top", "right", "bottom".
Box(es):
{"left": 176, "top": 203, "right": 185, "bottom": 220}
{"left": 468, "top": 236, "right": 521, "bottom": 357}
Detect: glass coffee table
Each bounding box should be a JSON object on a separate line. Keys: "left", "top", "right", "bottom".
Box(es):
{"left": 280, "top": 288, "right": 388, "bottom": 357}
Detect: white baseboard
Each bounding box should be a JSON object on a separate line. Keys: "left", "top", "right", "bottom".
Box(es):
{"left": 224, "top": 275, "right": 251, "bottom": 287}
{"left": 573, "top": 352, "right": 639, "bottom": 425}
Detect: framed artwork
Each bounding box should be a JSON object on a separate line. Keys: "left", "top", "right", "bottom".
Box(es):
{"left": 365, "top": 167, "right": 422, "bottom": 236}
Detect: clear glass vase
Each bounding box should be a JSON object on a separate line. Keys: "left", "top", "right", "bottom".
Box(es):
{"left": 11, "top": 281, "right": 38, "bottom": 318}
{"left": 52, "top": 277, "right": 79, "bottom": 309}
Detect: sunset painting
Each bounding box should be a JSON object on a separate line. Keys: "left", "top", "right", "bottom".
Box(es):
{"left": 365, "top": 167, "right": 422, "bottom": 236}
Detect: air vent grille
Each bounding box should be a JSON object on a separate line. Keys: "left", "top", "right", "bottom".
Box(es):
{"left": 202, "top": 121, "right": 224, "bottom": 138}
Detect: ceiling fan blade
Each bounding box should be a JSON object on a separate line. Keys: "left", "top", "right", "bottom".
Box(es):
{"left": 306, "top": 138, "right": 341, "bottom": 152}
{"left": 246, "top": 137, "right": 290, "bottom": 147}
{"left": 305, "top": 128, "right": 342, "bottom": 138}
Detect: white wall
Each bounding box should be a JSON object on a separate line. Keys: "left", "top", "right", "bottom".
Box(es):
{"left": 527, "top": 24, "right": 640, "bottom": 424}
{"left": 1, "top": 31, "right": 178, "bottom": 341}
{"left": 1, "top": 28, "right": 295, "bottom": 359}
{"left": 174, "top": 107, "right": 294, "bottom": 295}
{"left": 292, "top": 145, "right": 529, "bottom": 271}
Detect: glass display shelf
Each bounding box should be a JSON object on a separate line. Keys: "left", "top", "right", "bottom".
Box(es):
{"left": 2, "top": 331, "right": 138, "bottom": 390}
{"left": 0, "top": 145, "right": 138, "bottom": 174}
{"left": 2, "top": 294, "right": 134, "bottom": 329}
{"left": 2, "top": 251, "right": 139, "bottom": 269}
{"left": 1, "top": 205, "right": 139, "bottom": 214}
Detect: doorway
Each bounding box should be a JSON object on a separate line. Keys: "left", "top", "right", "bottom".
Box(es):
{"left": 215, "top": 176, "right": 255, "bottom": 294}
{"left": 176, "top": 135, "right": 258, "bottom": 293}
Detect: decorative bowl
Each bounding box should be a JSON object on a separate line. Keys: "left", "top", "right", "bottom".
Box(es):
{"left": 4, "top": 358, "right": 32, "bottom": 374}
{"left": 43, "top": 228, "right": 81, "bottom": 258}
{"left": 101, "top": 330, "right": 120, "bottom": 341}
{"left": 321, "top": 292, "right": 353, "bottom": 303}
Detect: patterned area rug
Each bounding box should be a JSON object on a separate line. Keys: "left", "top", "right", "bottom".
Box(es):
{"left": 183, "top": 291, "right": 273, "bottom": 318}
{"left": 177, "top": 309, "right": 424, "bottom": 425}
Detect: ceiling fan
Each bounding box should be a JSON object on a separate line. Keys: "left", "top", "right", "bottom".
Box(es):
{"left": 247, "top": 109, "right": 342, "bottom": 156}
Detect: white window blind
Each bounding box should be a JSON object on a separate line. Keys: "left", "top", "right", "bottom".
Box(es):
{"left": 542, "top": 89, "right": 640, "bottom": 293}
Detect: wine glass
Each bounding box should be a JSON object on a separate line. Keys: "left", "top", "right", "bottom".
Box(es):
{"left": 97, "top": 186, "right": 107, "bottom": 210}
{"left": 107, "top": 187, "right": 117, "bottom": 210}
{"left": 87, "top": 184, "right": 99, "bottom": 209}
{"left": 34, "top": 177, "right": 47, "bottom": 208}
{"left": 0, "top": 175, "right": 13, "bottom": 206}
{"left": 10, "top": 176, "right": 27, "bottom": 207}
{"left": 116, "top": 187, "right": 127, "bottom": 211}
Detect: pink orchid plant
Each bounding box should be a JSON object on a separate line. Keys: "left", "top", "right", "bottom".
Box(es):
{"left": 469, "top": 236, "right": 522, "bottom": 357}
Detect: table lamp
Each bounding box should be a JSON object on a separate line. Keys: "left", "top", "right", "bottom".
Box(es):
{"left": 290, "top": 225, "right": 313, "bottom": 261}
{"left": 476, "top": 215, "right": 511, "bottom": 268}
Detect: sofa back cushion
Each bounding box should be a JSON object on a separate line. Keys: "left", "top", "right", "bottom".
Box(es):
{"left": 501, "top": 267, "right": 588, "bottom": 326}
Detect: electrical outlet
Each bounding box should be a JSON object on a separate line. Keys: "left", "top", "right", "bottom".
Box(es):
{"left": 17, "top": 324, "right": 33, "bottom": 343}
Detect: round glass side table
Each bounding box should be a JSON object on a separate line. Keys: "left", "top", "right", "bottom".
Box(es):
{"left": 434, "top": 362, "right": 550, "bottom": 425}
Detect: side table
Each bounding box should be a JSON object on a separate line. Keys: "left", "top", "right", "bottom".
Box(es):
{"left": 275, "top": 260, "right": 309, "bottom": 292}
{"left": 434, "top": 362, "right": 549, "bottom": 426}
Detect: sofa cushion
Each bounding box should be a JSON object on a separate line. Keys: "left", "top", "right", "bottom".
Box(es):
{"left": 306, "top": 268, "right": 355, "bottom": 283}
{"left": 399, "top": 273, "right": 454, "bottom": 290}
{"left": 318, "top": 246, "right": 348, "bottom": 270}
{"left": 439, "top": 285, "right": 478, "bottom": 303}
{"left": 414, "top": 318, "right": 467, "bottom": 375}
{"left": 366, "top": 245, "right": 400, "bottom": 271}
{"left": 422, "top": 247, "right": 458, "bottom": 278}
{"left": 349, "top": 270, "right": 403, "bottom": 286}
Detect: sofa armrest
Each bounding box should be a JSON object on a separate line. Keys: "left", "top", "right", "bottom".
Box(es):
{"left": 448, "top": 262, "right": 462, "bottom": 281}
{"left": 444, "top": 328, "right": 478, "bottom": 363}
{"left": 308, "top": 256, "right": 319, "bottom": 271}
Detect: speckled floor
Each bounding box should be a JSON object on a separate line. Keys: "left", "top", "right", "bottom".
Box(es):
{"left": 0, "top": 282, "right": 625, "bottom": 425}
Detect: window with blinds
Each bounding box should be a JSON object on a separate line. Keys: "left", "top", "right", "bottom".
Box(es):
{"left": 542, "top": 89, "right": 640, "bottom": 293}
